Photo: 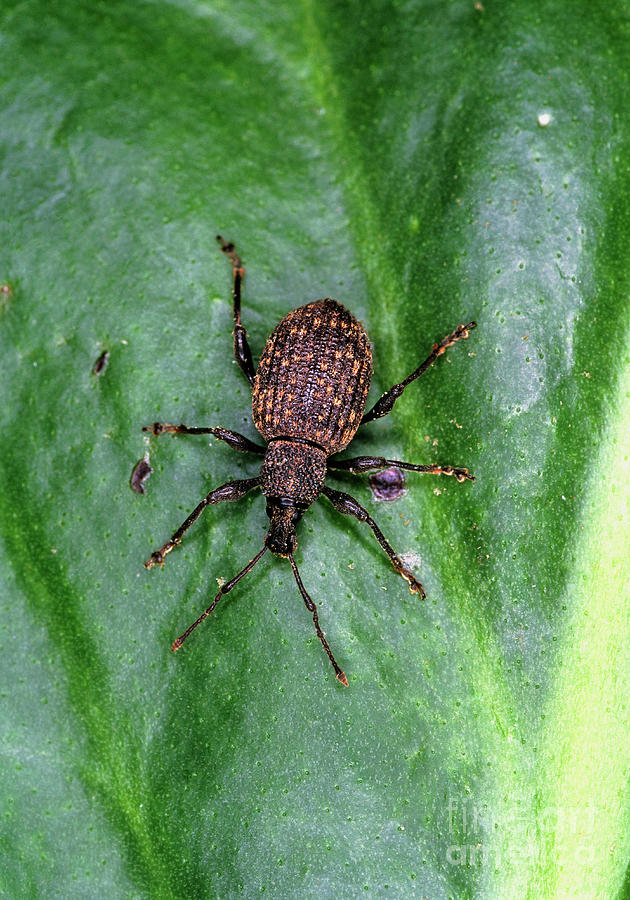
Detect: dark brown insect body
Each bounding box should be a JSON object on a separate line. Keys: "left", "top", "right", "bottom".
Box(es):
{"left": 255, "top": 299, "right": 372, "bottom": 556}
{"left": 143, "top": 237, "right": 476, "bottom": 686}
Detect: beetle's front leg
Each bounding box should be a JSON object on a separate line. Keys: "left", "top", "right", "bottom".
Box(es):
{"left": 145, "top": 476, "right": 261, "bottom": 569}
{"left": 328, "top": 455, "right": 474, "bottom": 483}
{"left": 217, "top": 235, "right": 256, "bottom": 386}
{"left": 321, "top": 486, "right": 426, "bottom": 598}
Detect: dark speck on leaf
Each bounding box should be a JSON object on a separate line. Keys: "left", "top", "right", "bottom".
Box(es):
{"left": 92, "top": 349, "right": 110, "bottom": 376}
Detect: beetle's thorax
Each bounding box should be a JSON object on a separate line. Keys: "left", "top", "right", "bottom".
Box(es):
{"left": 261, "top": 438, "right": 326, "bottom": 504}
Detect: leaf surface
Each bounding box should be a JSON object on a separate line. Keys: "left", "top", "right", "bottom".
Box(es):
{"left": 1, "top": 1, "right": 629, "bottom": 897}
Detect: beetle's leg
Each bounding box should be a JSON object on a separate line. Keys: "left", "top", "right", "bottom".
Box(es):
{"left": 288, "top": 552, "right": 348, "bottom": 686}
{"left": 361, "top": 322, "right": 476, "bottom": 424}
{"left": 143, "top": 423, "right": 265, "bottom": 454}
{"left": 217, "top": 235, "right": 256, "bottom": 386}
{"left": 171, "top": 545, "right": 268, "bottom": 650}
{"left": 328, "top": 455, "right": 474, "bottom": 483}
{"left": 321, "top": 486, "right": 426, "bottom": 598}
{"left": 145, "top": 476, "right": 261, "bottom": 569}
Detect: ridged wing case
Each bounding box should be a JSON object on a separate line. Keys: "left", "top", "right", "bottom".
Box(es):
{"left": 252, "top": 299, "right": 373, "bottom": 454}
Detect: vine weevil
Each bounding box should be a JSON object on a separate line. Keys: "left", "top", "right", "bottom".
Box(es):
{"left": 143, "top": 237, "right": 475, "bottom": 685}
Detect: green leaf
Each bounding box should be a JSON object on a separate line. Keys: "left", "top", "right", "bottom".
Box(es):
{"left": 1, "top": 1, "right": 629, "bottom": 897}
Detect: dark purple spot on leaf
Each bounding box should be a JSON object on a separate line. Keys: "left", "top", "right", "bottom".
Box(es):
{"left": 369, "top": 467, "right": 407, "bottom": 502}
{"left": 131, "top": 457, "right": 153, "bottom": 494}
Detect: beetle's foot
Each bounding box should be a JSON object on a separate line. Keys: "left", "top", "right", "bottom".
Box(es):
{"left": 144, "top": 540, "right": 177, "bottom": 569}
{"left": 142, "top": 422, "right": 177, "bottom": 435}
{"left": 435, "top": 321, "right": 477, "bottom": 357}
{"left": 336, "top": 670, "right": 349, "bottom": 687}
{"left": 216, "top": 234, "right": 234, "bottom": 254}
{"left": 216, "top": 235, "right": 243, "bottom": 273}
{"left": 401, "top": 569, "right": 427, "bottom": 599}
{"left": 441, "top": 466, "right": 475, "bottom": 483}
{"left": 454, "top": 321, "right": 477, "bottom": 340}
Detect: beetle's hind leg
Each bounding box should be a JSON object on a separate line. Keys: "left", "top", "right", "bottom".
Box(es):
{"left": 145, "top": 476, "right": 261, "bottom": 568}
{"left": 328, "top": 455, "right": 474, "bottom": 483}
{"left": 217, "top": 235, "right": 256, "bottom": 386}
{"left": 361, "top": 322, "right": 476, "bottom": 424}
{"left": 321, "top": 485, "right": 426, "bottom": 598}
{"left": 143, "top": 423, "right": 265, "bottom": 455}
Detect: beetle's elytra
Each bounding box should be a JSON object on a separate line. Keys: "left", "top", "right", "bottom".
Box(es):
{"left": 143, "top": 237, "right": 476, "bottom": 685}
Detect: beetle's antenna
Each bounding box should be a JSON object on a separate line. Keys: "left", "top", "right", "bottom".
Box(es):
{"left": 288, "top": 553, "right": 348, "bottom": 686}
{"left": 171, "top": 546, "right": 268, "bottom": 651}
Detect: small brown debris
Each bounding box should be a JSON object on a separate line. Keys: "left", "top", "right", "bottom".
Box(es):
{"left": 92, "top": 349, "right": 110, "bottom": 376}
{"left": 130, "top": 457, "right": 153, "bottom": 494}
{"left": 0, "top": 283, "right": 13, "bottom": 314}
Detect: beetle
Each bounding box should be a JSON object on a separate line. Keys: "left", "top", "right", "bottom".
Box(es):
{"left": 143, "top": 236, "right": 475, "bottom": 685}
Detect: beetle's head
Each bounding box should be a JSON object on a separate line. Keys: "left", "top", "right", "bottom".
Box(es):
{"left": 265, "top": 498, "right": 305, "bottom": 557}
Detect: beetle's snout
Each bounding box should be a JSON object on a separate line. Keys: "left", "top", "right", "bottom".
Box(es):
{"left": 265, "top": 529, "right": 297, "bottom": 557}
{"left": 265, "top": 503, "right": 300, "bottom": 557}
